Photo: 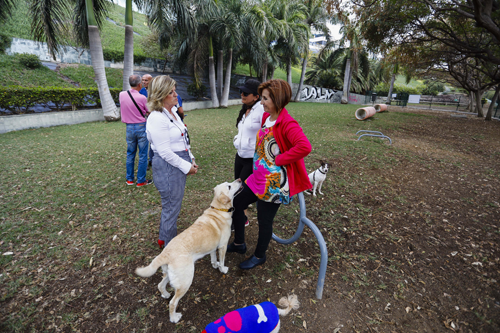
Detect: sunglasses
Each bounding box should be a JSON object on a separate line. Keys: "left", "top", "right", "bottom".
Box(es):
{"left": 239, "top": 90, "right": 250, "bottom": 97}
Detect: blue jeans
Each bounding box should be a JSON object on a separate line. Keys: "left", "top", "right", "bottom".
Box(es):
{"left": 126, "top": 123, "right": 148, "bottom": 183}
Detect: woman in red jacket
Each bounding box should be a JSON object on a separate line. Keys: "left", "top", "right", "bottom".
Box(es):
{"left": 227, "top": 79, "right": 312, "bottom": 270}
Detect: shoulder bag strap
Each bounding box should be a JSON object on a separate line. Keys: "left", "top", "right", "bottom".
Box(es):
{"left": 127, "top": 90, "right": 145, "bottom": 118}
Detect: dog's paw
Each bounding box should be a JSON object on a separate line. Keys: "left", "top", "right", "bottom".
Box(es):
{"left": 304, "top": 191, "right": 311, "bottom": 195}
{"left": 161, "top": 292, "right": 171, "bottom": 299}
{"left": 219, "top": 266, "right": 228, "bottom": 274}
{"left": 211, "top": 262, "right": 219, "bottom": 269}
{"left": 170, "top": 312, "right": 182, "bottom": 323}
{"left": 313, "top": 193, "right": 317, "bottom": 197}
{"left": 319, "top": 191, "right": 324, "bottom": 195}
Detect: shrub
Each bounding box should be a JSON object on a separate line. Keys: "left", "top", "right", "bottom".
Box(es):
{"left": 187, "top": 83, "right": 207, "bottom": 100}
{"left": 375, "top": 82, "right": 423, "bottom": 96}
{"left": 0, "top": 32, "right": 11, "bottom": 54}
{"left": 102, "top": 48, "right": 148, "bottom": 65}
{"left": 17, "top": 53, "right": 42, "bottom": 69}
{"left": 0, "top": 86, "right": 121, "bottom": 114}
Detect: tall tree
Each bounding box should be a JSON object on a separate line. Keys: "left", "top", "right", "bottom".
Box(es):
{"left": 122, "top": 0, "right": 134, "bottom": 91}
{"left": 294, "top": 0, "right": 331, "bottom": 102}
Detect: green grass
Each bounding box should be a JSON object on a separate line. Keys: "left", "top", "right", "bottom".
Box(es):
{"left": 1, "top": 102, "right": 498, "bottom": 331}
{"left": 0, "top": 2, "right": 151, "bottom": 57}
{"left": 233, "top": 63, "right": 303, "bottom": 84}
{"left": 0, "top": 54, "right": 73, "bottom": 88}
{"left": 60, "top": 64, "right": 124, "bottom": 89}
{"left": 395, "top": 75, "right": 424, "bottom": 88}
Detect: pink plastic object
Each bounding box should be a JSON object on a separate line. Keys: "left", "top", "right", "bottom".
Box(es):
{"left": 374, "top": 104, "right": 388, "bottom": 112}
{"left": 355, "top": 107, "right": 377, "bottom": 120}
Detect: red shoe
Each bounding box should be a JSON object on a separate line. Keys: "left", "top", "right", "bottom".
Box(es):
{"left": 126, "top": 180, "right": 134, "bottom": 186}
{"left": 137, "top": 180, "right": 153, "bottom": 187}
{"left": 245, "top": 220, "right": 250, "bottom": 227}
{"left": 158, "top": 240, "right": 165, "bottom": 249}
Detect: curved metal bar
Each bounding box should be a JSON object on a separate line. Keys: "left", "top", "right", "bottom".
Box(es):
{"left": 272, "top": 192, "right": 328, "bottom": 299}
{"left": 357, "top": 133, "right": 392, "bottom": 145}
{"left": 356, "top": 130, "right": 383, "bottom": 135}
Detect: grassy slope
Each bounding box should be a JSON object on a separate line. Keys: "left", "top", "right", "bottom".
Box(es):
{"left": 395, "top": 75, "right": 424, "bottom": 88}
{"left": 234, "top": 63, "right": 303, "bottom": 84}
{"left": 0, "top": 2, "right": 150, "bottom": 56}
{"left": 59, "top": 65, "right": 124, "bottom": 89}
{"left": 0, "top": 54, "right": 72, "bottom": 88}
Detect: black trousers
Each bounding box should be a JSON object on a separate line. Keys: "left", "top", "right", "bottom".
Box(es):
{"left": 232, "top": 183, "right": 281, "bottom": 258}
{"left": 234, "top": 153, "right": 254, "bottom": 182}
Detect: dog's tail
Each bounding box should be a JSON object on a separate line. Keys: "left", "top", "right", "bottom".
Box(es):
{"left": 135, "top": 255, "right": 168, "bottom": 278}
{"left": 277, "top": 294, "right": 300, "bottom": 317}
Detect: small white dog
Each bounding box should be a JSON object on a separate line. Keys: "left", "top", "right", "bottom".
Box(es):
{"left": 135, "top": 179, "right": 242, "bottom": 323}
{"left": 305, "top": 160, "right": 329, "bottom": 196}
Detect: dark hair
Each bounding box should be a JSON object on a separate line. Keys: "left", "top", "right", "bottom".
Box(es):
{"left": 258, "top": 79, "right": 292, "bottom": 112}
{"left": 236, "top": 97, "right": 261, "bottom": 128}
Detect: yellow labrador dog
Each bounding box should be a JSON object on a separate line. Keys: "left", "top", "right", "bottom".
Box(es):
{"left": 135, "top": 179, "right": 242, "bottom": 323}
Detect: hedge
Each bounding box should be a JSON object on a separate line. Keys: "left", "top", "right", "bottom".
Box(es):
{"left": 0, "top": 87, "right": 121, "bottom": 114}
{"left": 102, "top": 48, "right": 147, "bottom": 64}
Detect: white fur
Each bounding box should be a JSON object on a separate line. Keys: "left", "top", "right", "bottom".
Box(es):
{"left": 305, "top": 162, "right": 329, "bottom": 196}
{"left": 135, "top": 179, "right": 242, "bottom": 323}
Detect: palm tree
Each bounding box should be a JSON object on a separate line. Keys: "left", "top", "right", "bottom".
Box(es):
{"left": 29, "top": 0, "right": 119, "bottom": 120}
{"left": 122, "top": 0, "right": 135, "bottom": 91}
{"left": 0, "top": 0, "right": 16, "bottom": 24}
{"left": 294, "top": 0, "right": 331, "bottom": 102}
{"left": 271, "top": 0, "right": 308, "bottom": 87}
{"left": 212, "top": 0, "right": 244, "bottom": 107}
{"left": 338, "top": 22, "right": 365, "bottom": 103}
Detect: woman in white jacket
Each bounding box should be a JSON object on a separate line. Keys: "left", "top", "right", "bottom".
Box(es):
{"left": 233, "top": 79, "right": 264, "bottom": 227}
{"left": 146, "top": 75, "right": 198, "bottom": 249}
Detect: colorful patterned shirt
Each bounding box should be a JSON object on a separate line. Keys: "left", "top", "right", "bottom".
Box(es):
{"left": 246, "top": 119, "right": 291, "bottom": 204}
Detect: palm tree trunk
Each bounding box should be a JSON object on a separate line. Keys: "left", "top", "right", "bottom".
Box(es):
{"left": 485, "top": 85, "right": 499, "bottom": 121}
{"left": 221, "top": 49, "right": 233, "bottom": 107}
{"left": 122, "top": 0, "right": 134, "bottom": 91}
{"left": 342, "top": 58, "right": 351, "bottom": 103}
{"left": 294, "top": 47, "right": 308, "bottom": 102}
{"left": 217, "top": 49, "right": 223, "bottom": 100}
{"left": 387, "top": 73, "right": 396, "bottom": 104}
{"left": 123, "top": 26, "right": 134, "bottom": 90}
{"left": 262, "top": 58, "right": 268, "bottom": 82}
{"left": 269, "top": 66, "right": 275, "bottom": 79}
{"left": 208, "top": 36, "right": 219, "bottom": 108}
{"left": 475, "top": 90, "right": 484, "bottom": 117}
{"left": 286, "top": 58, "right": 292, "bottom": 87}
{"left": 88, "top": 28, "right": 119, "bottom": 121}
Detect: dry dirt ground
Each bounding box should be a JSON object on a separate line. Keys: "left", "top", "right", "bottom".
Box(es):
{"left": 2, "top": 107, "right": 499, "bottom": 332}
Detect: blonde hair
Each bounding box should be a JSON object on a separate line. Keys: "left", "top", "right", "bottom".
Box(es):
{"left": 147, "top": 75, "right": 177, "bottom": 112}
{"left": 258, "top": 79, "right": 292, "bottom": 112}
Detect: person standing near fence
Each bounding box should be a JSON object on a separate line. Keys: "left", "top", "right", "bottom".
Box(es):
{"left": 119, "top": 75, "right": 152, "bottom": 187}
{"left": 227, "top": 79, "right": 312, "bottom": 270}
{"left": 146, "top": 75, "right": 198, "bottom": 249}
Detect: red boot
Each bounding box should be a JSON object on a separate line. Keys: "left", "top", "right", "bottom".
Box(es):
{"left": 158, "top": 240, "right": 165, "bottom": 249}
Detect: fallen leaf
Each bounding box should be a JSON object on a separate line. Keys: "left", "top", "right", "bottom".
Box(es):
{"left": 303, "top": 320, "right": 307, "bottom": 329}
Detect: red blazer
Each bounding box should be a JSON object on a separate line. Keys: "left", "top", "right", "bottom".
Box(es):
{"left": 262, "top": 108, "right": 312, "bottom": 197}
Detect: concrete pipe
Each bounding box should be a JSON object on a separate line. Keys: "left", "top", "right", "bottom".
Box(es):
{"left": 374, "top": 104, "right": 388, "bottom": 112}
{"left": 355, "top": 106, "right": 377, "bottom": 120}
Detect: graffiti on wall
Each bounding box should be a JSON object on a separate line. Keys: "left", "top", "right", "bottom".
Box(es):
{"left": 299, "top": 86, "right": 343, "bottom": 103}
{"left": 300, "top": 86, "right": 339, "bottom": 101}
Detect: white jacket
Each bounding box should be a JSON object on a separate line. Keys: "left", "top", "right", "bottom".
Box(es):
{"left": 233, "top": 102, "right": 265, "bottom": 158}
{"left": 146, "top": 107, "right": 194, "bottom": 174}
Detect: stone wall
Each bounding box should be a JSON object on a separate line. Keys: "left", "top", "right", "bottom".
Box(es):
{"left": 0, "top": 99, "right": 243, "bottom": 134}
{"left": 6, "top": 37, "right": 170, "bottom": 72}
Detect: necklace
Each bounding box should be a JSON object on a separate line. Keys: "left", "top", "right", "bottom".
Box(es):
{"left": 164, "top": 108, "right": 190, "bottom": 151}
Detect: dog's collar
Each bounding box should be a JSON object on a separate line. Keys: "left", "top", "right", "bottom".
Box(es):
{"left": 210, "top": 206, "right": 235, "bottom": 213}
{"left": 318, "top": 169, "right": 326, "bottom": 175}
